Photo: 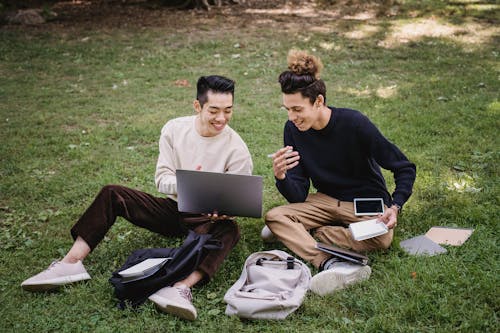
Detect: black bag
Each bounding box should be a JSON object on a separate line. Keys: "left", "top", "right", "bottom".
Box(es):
{"left": 109, "top": 230, "right": 222, "bottom": 309}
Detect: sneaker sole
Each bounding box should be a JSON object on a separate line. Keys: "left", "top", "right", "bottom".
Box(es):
{"left": 149, "top": 295, "right": 197, "bottom": 321}
{"left": 310, "top": 265, "right": 371, "bottom": 296}
{"left": 21, "top": 273, "right": 91, "bottom": 292}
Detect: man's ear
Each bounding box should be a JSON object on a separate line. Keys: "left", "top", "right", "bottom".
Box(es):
{"left": 315, "top": 95, "right": 325, "bottom": 107}
{"left": 193, "top": 100, "right": 202, "bottom": 114}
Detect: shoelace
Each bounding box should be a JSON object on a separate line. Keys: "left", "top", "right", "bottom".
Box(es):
{"left": 176, "top": 286, "right": 193, "bottom": 302}
{"left": 47, "top": 260, "right": 60, "bottom": 270}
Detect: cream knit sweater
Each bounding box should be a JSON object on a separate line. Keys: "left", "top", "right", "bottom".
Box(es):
{"left": 155, "top": 115, "right": 253, "bottom": 200}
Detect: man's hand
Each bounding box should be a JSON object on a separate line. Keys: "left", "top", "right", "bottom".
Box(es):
{"left": 271, "top": 146, "right": 300, "bottom": 180}
{"left": 205, "top": 210, "right": 234, "bottom": 222}
{"left": 378, "top": 205, "right": 399, "bottom": 229}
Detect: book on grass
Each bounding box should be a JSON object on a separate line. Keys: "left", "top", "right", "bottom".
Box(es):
{"left": 399, "top": 235, "right": 447, "bottom": 256}
{"left": 425, "top": 226, "right": 474, "bottom": 246}
{"left": 118, "top": 257, "right": 171, "bottom": 283}
{"left": 349, "top": 218, "right": 388, "bottom": 241}
{"left": 316, "top": 242, "right": 369, "bottom": 266}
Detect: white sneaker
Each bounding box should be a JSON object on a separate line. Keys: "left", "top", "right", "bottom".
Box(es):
{"left": 309, "top": 260, "right": 371, "bottom": 296}
{"left": 21, "top": 260, "right": 91, "bottom": 292}
{"left": 260, "top": 225, "right": 277, "bottom": 243}
{"left": 149, "top": 284, "right": 197, "bottom": 321}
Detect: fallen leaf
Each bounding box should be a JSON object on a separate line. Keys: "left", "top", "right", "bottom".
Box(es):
{"left": 174, "top": 79, "right": 190, "bottom": 87}
{"left": 207, "top": 292, "right": 217, "bottom": 300}
{"left": 207, "top": 309, "right": 220, "bottom": 316}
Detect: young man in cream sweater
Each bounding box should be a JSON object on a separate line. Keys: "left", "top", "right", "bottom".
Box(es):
{"left": 21, "top": 75, "right": 253, "bottom": 321}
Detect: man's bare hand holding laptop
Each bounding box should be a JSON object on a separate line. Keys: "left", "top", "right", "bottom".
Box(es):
{"left": 192, "top": 166, "right": 237, "bottom": 221}
{"left": 205, "top": 210, "right": 235, "bottom": 222}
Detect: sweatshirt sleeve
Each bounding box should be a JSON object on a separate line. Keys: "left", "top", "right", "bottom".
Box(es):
{"left": 275, "top": 123, "right": 310, "bottom": 203}
{"left": 155, "top": 122, "right": 177, "bottom": 195}
{"left": 358, "top": 115, "right": 416, "bottom": 208}
{"left": 225, "top": 132, "right": 254, "bottom": 176}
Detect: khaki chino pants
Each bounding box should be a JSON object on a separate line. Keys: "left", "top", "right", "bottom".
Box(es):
{"left": 265, "top": 192, "right": 393, "bottom": 268}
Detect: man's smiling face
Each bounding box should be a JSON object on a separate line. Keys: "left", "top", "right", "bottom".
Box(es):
{"left": 195, "top": 90, "right": 233, "bottom": 137}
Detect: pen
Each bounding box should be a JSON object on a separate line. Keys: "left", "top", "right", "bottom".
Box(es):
{"left": 267, "top": 149, "right": 293, "bottom": 158}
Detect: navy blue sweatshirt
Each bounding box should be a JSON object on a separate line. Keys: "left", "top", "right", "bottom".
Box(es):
{"left": 276, "top": 107, "right": 416, "bottom": 209}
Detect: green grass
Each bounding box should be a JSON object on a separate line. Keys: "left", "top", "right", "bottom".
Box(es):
{"left": 0, "top": 2, "right": 499, "bottom": 332}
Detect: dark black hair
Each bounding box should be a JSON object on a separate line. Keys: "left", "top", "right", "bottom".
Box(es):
{"left": 196, "top": 75, "right": 235, "bottom": 107}
{"left": 278, "top": 71, "right": 326, "bottom": 104}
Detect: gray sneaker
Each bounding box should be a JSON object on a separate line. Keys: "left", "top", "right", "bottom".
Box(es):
{"left": 149, "top": 284, "right": 197, "bottom": 321}
{"left": 309, "top": 260, "right": 371, "bottom": 296}
{"left": 21, "top": 260, "right": 91, "bottom": 292}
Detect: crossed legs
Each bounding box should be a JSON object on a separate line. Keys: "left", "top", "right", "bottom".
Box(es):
{"left": 265, "top": 192, "right": 393, "bottom": 268}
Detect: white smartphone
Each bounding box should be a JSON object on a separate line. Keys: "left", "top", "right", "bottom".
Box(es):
{"left": 353, "top": 198, "right": 385, "bottom": 216}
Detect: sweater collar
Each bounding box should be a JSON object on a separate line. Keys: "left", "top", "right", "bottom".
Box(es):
{"left": 314, "top": 106, "right": 335, "bottom": 134}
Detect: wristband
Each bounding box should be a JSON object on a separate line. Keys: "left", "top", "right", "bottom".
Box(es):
{"left": 391, "top": 204, "right": 401, "bottom": 213}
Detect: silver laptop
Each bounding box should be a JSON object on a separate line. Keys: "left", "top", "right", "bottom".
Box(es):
{"left": 176, "top": 169, "right": 263, "bottom": 218}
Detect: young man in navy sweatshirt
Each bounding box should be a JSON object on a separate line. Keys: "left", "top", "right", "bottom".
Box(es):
{"left": 264, "top": 50, "right": 416, "bottom": 296}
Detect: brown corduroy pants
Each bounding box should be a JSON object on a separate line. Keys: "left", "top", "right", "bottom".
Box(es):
{"left": 70, "top": 185, "right": 240, "bottom": 281}
{"left": 265, "top": 192, "right": 393, "bottom": 268}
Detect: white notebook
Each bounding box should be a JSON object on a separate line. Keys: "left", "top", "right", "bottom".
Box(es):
{"left": 349, "top": 218, "right": 388, "bottom": 241}
{"left": 118, "top": 258, "right": 171, "bottom": 279}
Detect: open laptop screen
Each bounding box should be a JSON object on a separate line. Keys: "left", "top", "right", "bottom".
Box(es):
{"left": 176, "top": 169, "right": 263, "bottom": 218}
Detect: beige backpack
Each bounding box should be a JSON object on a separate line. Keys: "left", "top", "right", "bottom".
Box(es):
{"left": 224, "top": 250, "right": 311, "bottom": 320}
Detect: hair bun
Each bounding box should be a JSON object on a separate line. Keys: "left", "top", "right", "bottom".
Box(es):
{"left": 287, "top": 49, "right": 323, "bottom": 79}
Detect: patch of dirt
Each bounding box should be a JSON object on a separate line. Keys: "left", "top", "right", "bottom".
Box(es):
{"left": 0, "top": 0, "right": 391, "bottom": 34}
{"left": 2, "top": 0, "right": 497, "bottom": 48}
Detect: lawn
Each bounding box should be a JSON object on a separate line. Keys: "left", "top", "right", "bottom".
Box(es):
{"left": 0, "top": 1, "right": 498, "bottom": 332}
